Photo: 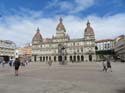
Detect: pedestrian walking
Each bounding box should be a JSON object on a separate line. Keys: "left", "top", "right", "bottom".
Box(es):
{"left": 102, "top": 60, "right": 107, "bottom": 72}
{"left": 9, "top": 59, "right": 13, "bottom": 67}
{"left": 48, "top": 60, "right": 52, "bottom": 66}
{"left": 2, "top": 60, "right": 5, "bottom": 68}
{"left": 14, "top": 58, "right": 21, "bottom": 76}
{"left": 106, "top": 60, "right": 112, "bottom": 72}
{"left": 24, "top": 60, "right": 28, "bottom": 66}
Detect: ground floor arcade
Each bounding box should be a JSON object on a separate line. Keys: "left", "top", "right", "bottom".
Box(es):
{"left": 32, "top": 54, "right": 96, "bottom": 62}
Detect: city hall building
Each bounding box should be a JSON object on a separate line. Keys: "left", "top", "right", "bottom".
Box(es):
{"left": 32, "top": 17, "right": 96, "bottom": 63}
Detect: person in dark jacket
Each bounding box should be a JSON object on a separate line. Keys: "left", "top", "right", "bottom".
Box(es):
{"left": 14, "top": 58, "right": 21, "bottom": 76}
{"left": 106, "top": 59, "right": 112, "bottom": 72}
{"left": 102, "top": 60, "right": 107, "bottom": 72}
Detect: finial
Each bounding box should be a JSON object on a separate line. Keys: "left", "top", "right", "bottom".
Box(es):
{"left": 87, "top": 20, "right": 90, "bottom": 24}
{"left": 59, "top": 17, "right": 63, "bottom": 23}
{"left": 87, "top": 20, "right": 90, "bottom": 27}
{"left": 37, "top": 27, "right": 40, "bottom": 32}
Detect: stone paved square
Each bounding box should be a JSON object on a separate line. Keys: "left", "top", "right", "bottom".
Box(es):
{"left": 0, "top": 62, "right": 125, "bottom": 93}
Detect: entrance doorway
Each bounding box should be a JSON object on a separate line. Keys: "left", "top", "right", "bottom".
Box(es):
{"left": 89, "top": 55, "right": 92, "bottom": 61}
{"left": 58, "top": 56, "right": 62, "bottom": 62}
{"left": 1, "top": 56, "right": 9, "bottom": 63}
{"left": 73, "top": 56, "right": 76, "bottom": 62}
{"left": 77, "top": 55, "right": 80, "bottom": 62}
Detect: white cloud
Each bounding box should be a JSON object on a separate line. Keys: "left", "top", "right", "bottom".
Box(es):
{"left": 72, "top": 0, "right": 95, "bottom": 13}
{"left": 46, "top": 0, "right": 58, "bottom": 8}
{"left": 0, "top": 10, "right": 125, "bottom": 47}
{"left": 59, "top": 1, "right": 73, "bottom": 11}
{"left": 86, "top": 14, "right": 125, "bottom": 40}
{"left": 63, "top": 14, "right": 125, "bottom": 40}
{"left": 46, "top": 0, "right": 95, "bottom": 13}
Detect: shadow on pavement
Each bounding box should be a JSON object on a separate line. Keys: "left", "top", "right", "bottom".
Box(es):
{"left": 116, "top": 88, "right": 125, "bottom": 93}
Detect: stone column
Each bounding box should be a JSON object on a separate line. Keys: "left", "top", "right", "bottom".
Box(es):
{"left": 67, "top": 55, "right": 70, "bottom": 62}
{"left": 57, "top": 56, "right": 58, "bottom": 62}
{"left": 76, "top": 55, "right": 78, "bottom": 62}
{"left": 45, "top": 56, "right": 46, "bottom": 62}
{"left": 31, "top": 56, "right": 34, "bottom": 62}
{"left": 84, "top": 55, "right": 88, "bottom": 62}
{"left": 51, "top": 56, "right": 53, "bottom": 62}
{"left": 36, "top": 56, "right": 40, "bottom": 62}
{"left": 92, "top": 54, "right": 96, "bottom": 62}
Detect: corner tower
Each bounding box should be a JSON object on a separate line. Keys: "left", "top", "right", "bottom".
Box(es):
{"left": 84, "top": 21, "right": 96, "bottom": 62}
{"left": 32, "top": 27, "right": 43, "bottom": 44}
{"left": 84, "top": 21, "right": 95, "bottom": 40}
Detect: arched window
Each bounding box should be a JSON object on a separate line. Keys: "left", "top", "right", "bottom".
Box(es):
{"left": 74, "top": 56, "right": 76, "bottom": 62}
{"left": 65, "top": 56, "right": 67, "bottom": 61}
{"left": 58, "top": 56, "right": 62, "bottom": 62}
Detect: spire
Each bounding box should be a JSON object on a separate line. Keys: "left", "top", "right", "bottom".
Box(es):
{"left": 87, "top": 20, "right": 90, "bottom": 27}
{"left": 56, "top": 17, "right": 66, "bottom": 31}
{"left": 32, "top": 27, "right": 42, "bottom": 42}
{"left": 37, "top": 27, "right": 40, "bottom": 32}
{"left": 84, "top": 20, "right": 95, "bottom": 39}
{"left": 59, "top": 17, "right": 63, "bottom": 23}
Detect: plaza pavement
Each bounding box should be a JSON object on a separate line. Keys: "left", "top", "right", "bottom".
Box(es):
{"left": 0, "top": 62, "right": 125, "bottom": 93}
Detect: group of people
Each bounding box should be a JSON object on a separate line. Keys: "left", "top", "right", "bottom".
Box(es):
{"left": 1, "top": 57, "right": 113, "bottom": 76}
{"left": 0, "top": 58, "right": 28, "bottom": 76}
{"left": 102, "top": 59, "right": 112, "bottom": 72}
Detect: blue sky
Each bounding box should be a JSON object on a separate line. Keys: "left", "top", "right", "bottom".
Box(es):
{"left": 0, "top": 0, "right": 125, "bottom": 17}
{"left": 0, "top": 0, "right": 125, "bottom": 46}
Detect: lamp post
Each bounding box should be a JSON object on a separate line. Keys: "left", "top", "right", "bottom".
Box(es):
{"left": 61, "top": 46, "right": 65, "bottom": 65}
{"left": 58, "top": 43, "right": 67, "bottom": 65}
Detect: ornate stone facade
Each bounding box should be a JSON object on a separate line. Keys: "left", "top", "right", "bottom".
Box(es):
{"left": 0, "top": 40, "right": 16, "bottom": 62}
{"left": 32, "top": 17, "right": 96, "bottom": 63}
{"left": 114, "top": 35, "right": 125, "bottom": 61}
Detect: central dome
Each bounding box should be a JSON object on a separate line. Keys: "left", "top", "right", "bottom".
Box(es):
{"left": 32, "top": 27, "right": 42, "bottom": 41}
{"left": 56, "top": 17, "right": 66, "bottom": 32}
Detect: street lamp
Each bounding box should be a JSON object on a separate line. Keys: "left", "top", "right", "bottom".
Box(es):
{"left": 61, "top": 46, "right": 65, "bottom": 65}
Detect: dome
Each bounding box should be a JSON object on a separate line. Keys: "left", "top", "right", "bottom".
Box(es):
{"left": 56, "top": 17, "right": 66, "bottom": 32}
{"left": 32, "top": 27, "right": 42, "bottom": 41}
{"left": 84, "top": 21, "right": 94, "bottom": 35}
